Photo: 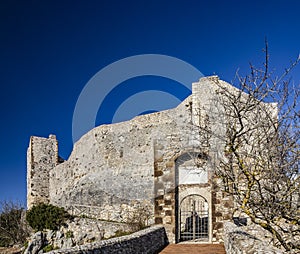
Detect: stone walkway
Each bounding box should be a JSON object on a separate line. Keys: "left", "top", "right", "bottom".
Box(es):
{"left": 159, "top": 244, "right": 226, "bottom": 254}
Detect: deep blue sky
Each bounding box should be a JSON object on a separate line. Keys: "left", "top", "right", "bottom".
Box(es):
{"left": 1, "top": 0, "right": 300, "bottom": 205}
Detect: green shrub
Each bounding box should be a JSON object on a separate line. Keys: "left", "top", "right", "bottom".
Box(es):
{"left": 26, "top": 203, "right": 71, "bottom": 231}
{"left": 0, "top": 238, "right": 9, "bottom": 247}
{"left": 42, "top": 244, "right": 54, "bottom": 252}
{"left": 114, "top": 230, "right": 132, "bottom": 237}
{"left": 65, "top": 230, "right": 74, "bottom": 238}
{"left": 22, "top": 241, "right": 28, "bottom": 254}
{"left": 104, "top": 230, "right": 132, "bottom": 240}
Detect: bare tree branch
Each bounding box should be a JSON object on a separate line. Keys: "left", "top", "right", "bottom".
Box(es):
{"left": 211, "top": 43, "right": 299, "bottom": 251}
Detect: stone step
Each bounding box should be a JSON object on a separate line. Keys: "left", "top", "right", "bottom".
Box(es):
{"left": 159, "top": 244, "right": 226, "bottom": 254}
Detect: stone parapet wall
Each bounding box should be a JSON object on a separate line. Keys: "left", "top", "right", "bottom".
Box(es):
{"left": 47, "top": 225, "right": 169, "bottom": 254}
{"left": 223, "top": 222, "right": 283, "bottom": 254}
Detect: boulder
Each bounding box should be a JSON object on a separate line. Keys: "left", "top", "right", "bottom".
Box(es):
{"left": 24, "top": 232, "right": 46, "bottom": 254}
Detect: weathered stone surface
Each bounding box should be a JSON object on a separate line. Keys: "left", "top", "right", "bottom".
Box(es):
{"left": 65, "top": 217, "right": 133, "bottom": 242}
{"left": 24, "top": 231, "right": 46, "bottom": 254}
{"left": 223, "top": 222, "right": 284, "bottom": 254}
{"left": 27, "top": 135, "right": 59, "bottom": 209}
{"left": 24, "top": 218, "right": 136, "bottom": 253}
{"left": 46, "top": 225, "right": 168, "bottom": 254}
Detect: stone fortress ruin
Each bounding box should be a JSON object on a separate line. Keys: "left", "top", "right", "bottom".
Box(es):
{"left": 27, "top": 76, "right": 273, "bottom": 244}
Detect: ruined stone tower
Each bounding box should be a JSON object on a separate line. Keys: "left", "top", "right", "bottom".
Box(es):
{"left": 27, "top": 134, "right": 59, "bottom": 209}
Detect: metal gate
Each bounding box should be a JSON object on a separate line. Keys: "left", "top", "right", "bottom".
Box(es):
{"left": 179, "top": 194, "right": 209, "bottom": 242}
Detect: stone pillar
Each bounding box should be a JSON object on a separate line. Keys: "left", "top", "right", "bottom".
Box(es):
{"left": 27, "top": 134, "right": 58, "bottom": 209}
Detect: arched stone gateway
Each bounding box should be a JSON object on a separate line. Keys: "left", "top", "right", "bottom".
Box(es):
{"left": 179, "top": 194, "right": 209, "bottom": 242}
{"left": 175, "top": 152, "right": 212, "bottom": 243}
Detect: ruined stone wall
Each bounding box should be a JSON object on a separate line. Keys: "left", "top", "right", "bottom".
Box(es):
{"left": 46, "top": 76, "right": 234, "bottom": 243}
{"left": 47, "top": 225, "right": 168, "bottom": 254}
{"left": 49, "top": 95, "right": 195, "bottom": 223}
{"left": 28, "top": 76, "right": 253, "bottom": 244}
{"left": 27, "top": 135, "right": 58, "bottom": 209}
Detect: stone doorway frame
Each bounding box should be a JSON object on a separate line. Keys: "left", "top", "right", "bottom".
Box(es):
{"left": 173, "top": 151, "right": 213, "bottom": 243}
{"left": 179, "top": 194, "right": 209, "bottom": 242}
{"left": 175, "top": 186, "right": 212, "bottom": 243}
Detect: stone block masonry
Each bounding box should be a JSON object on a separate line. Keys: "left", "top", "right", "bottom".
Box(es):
{"left": 27, "top": 135, "right": 59, "bottom": 209}
{"left": 47, "top": 225, "right": 168, "bottom": 254}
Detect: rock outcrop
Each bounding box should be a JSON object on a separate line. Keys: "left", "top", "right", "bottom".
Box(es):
{"left": 24, "top": 217, "right": 135, "bottom": 253}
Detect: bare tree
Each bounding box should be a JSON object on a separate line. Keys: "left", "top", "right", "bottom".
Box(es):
{"left": 213, "top": 43, "right": 299, "bottom": 251}
{"left": 0, "top": 201, "right": 30, "bottom": 247}
{"left": 124, "top": 202, "right": 152, "bottom": 231}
